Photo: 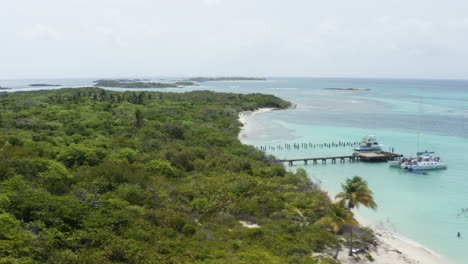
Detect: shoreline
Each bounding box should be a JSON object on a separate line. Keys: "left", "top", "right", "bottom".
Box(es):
{"left": 345, "top": 214, "right": 449, "bottom": 264}
{"left": 238, "top": 107, "right": 276, "bottom": 125}
{"left": 237, "top": 108, "right": 450, "bottom": 264}
{"left": 238, "top": 107, "right": 277, "bottom": 139}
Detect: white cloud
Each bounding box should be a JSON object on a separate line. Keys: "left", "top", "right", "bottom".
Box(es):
{"left": 95, "top": 26, "right": 129, "bottom": 48}
{"left": 1, "top": 0, "right": 467, "bottom": 79}
{"left": 24, "top": 24, "right": 60, "bottom": 40}
{"left": 202, "top": 0, "right": 224, "bottom": 8}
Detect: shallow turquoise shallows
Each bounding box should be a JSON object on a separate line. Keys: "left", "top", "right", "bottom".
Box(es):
{"left": 3, "top": 77, "right": 468, "bottom": 263}
{"left": 230, "top": 78, "right": 467, "bottom": 264}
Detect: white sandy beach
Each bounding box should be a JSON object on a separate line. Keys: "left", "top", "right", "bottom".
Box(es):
{"left": 337, "top": 214, "right": 449, "bottom": 264}
{"left": 238, "top": 107, "right": 276, "bottom": 139}
{"left": 238, "top": 108, "right": 450, "bottom": 264}
{"left": 238, "top": 107, "right": 275, "bottom": 125}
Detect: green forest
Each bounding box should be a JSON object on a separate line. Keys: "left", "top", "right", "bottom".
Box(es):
{"left": 0, "top": 88, "right": 371, "bottom": 263}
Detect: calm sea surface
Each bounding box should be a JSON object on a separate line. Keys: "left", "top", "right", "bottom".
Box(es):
{"left": 2, "top": 77, "right": 468, "bottom": 263}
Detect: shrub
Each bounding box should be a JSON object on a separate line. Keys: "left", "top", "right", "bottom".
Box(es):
{"left": 144, "top": 160, "right": 176, "bottom": 177}
{"left": 182, "top": 224, "right": 197, "bottom": 236}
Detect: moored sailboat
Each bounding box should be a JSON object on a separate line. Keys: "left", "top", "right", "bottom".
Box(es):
{"left": 389, "top": 151, "right": 447, "bottom": 170}
{"left": 400, "top": 151, "right": 447, "bottom": 170}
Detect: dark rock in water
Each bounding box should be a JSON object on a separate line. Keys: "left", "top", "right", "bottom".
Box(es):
{"left": 324, "top": 88, "right": 371, "bottom": 91}
{"left": 29, "top": 84, "right": 61, "bottom": 87}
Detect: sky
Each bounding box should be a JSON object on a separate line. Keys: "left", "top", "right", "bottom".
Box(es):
{"left": 1, "top": 0, "right": 468, "bottom": 79}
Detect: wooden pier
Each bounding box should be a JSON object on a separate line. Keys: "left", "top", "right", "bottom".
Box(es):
{"left": 276, "top": 152, "right": 402, "bottom": 166}
{"left": 354, "top": 152, "right": 402, "bottom": 161}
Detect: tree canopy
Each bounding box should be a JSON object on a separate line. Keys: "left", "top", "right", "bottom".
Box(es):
{"left": 0, "top": 88, "right": 344, "bottom": 263}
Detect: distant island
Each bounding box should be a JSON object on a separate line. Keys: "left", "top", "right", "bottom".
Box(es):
{"left": 324, "top": 88, "right": 371, "bottom": 91}
{"left": 0, "top": 86, "right": 10, "bottom": 90}
{"left": 94, "top": 80, "right": 196, "bottom": 88}
{"left": 184, "top": 77, "right": 267, "bottom": 82}
{"left": 172, "top": 81, "right": 197, "bottom": 86}
{"left": 93, "top": 78, "right": 150, "bottom": 83}
{"left": 29, "top": 84, "right": 61, "bottom": 87}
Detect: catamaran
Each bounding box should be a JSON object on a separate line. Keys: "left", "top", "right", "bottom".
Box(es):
{"left": 401, "top": 151, "right": 447, "bottom": 170}
{"left": 389, "top": 151, "right": 447, "bottom": 170}
{"left": 388, "top": 101, "right": 448, "bottom": 172}
{"left": 353, "top": 135, "right": 383, "bottom": 151}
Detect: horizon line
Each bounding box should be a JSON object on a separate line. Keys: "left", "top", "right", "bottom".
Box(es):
{"left": 1, "top": 75, "right": 468, "bottom": 82}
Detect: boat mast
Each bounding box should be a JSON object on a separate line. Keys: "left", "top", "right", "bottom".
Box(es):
{"left": 417, "top": 98, "right": 422, "bottom": 152}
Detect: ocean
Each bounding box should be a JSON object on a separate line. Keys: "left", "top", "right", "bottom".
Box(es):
{"left": 1, "top": 77, "right": 467, "bottom": 263}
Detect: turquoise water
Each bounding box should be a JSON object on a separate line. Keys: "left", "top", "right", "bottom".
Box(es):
{"left": 232, "top": 78, "right": 468, "bottom": 264}
{"left": 243, "top": 118, "right": 466, "bottom": 263}
{"left": 2, "top": 77, "right": 467, "bottom": 263}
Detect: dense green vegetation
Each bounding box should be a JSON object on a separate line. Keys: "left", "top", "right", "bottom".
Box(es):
{"left": 94, "top": 80, "right": 196, "bottom": 88}
{"left": 184, "top": 77, "right": 266, "bottom": 82}
{"left": 0, "top": 88, "right": 373, "bottom": 263}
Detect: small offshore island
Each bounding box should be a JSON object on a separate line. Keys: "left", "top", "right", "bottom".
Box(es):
{"left": 94, "top": 79, "right": 196, "bottom": 88}
{"left": 93, "top": 78, "right": 150, "bottom": 83}
{"left": 184, "top": 77, "right": 267, "bottom": 82}
{"left": 324, "top": 88, "right": 371, "bottom": 91}
{"left": 29, "top": 84, "right": 62, "bottom": 87}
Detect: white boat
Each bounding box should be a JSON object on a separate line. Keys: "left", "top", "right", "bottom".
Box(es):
{"left": 388, "top": 160, "right": 401, "bottom": 167}
{"left": 354, "top": 135, "right": 383, "bottom": 151}
{"left": 389, "top": 101, "right": 448, "bottom": 172}
{"left": 399, "top": 151, "right": 447, "bottom": 170}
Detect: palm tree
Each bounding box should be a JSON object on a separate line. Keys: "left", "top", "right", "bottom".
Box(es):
{"left": 315, "top": 202, "right": 358, "bottom": 259}
{"left": 335, "top": 176, "right": 377, "bottom": 256}
{"left": 135, "top": 109, "right": 144, "bottom": 128}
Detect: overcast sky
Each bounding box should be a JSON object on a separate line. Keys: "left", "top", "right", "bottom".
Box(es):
{"left": 1, "top": 0, "right": 468, "bottom": 79}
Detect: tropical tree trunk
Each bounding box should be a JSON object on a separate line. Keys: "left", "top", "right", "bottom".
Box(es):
{"left": 334, "top": 232, "right": 340, "bottom": 259}
{"left": 348, "top": 227, "right": 354, "bottom": 256}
